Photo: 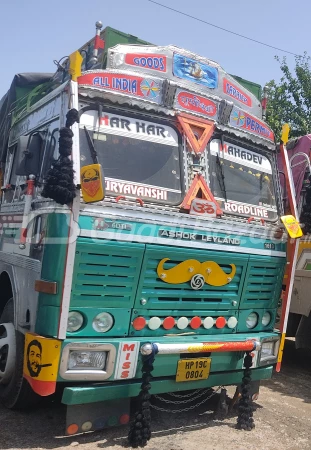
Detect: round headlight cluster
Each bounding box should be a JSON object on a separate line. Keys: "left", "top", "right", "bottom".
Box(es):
{"left": 246, "top": 312, "right": 258, "bottom": 329}
{"left": 67, "top": 311, "right": 84, "bottom": 332}
{"left": 262, "top": 311, "right": 271, "bottom": 326}
{"left": 93, "top": 312, "right": 114, "bottom": 333}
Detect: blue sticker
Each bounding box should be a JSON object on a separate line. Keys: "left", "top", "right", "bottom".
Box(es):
{"left": 173, "top": 54, "right": 218, "bottom": 88}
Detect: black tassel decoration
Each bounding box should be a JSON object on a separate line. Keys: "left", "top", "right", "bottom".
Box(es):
{"left": 128, "top": 344, "right": 157, "bottom": 447}
{"left": 42, "top": 108, "right": 79, "bottom": 205}
{"left": 236, "top": 352, "right": 255, "bottom": 431}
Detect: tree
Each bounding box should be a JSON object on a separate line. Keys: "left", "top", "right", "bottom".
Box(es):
{"left": 265, "top": 53, "right": 311, "bottom": 140}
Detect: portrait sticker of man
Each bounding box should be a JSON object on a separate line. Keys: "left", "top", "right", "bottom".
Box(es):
{"left": 23, "top": 333, "right": 61, "bottom": 396}
{"left": 26, "top": 339, "right": 43, "bottom": 378}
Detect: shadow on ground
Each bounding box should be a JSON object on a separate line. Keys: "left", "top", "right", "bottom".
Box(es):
{"left": 0, "top": 390, "right": 241, "bottom": 449}
{"left": 262, "top": 339, "right": 311, "bottom": 404}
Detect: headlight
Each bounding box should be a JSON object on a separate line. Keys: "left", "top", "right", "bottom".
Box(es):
{"left": 67, "top": 311, "right": 84, "bottom": 332}
{"left": 68, "top": 350, "right": 107, "bottom": 370}
{"left": 259, "top": 338, "right": 280, "bottom": 365}
{"left": 262, "top": 312, "right": 271, "bottom": 326}
{"left": 246, "top": 312, "right": 258, "bottom": 329}
{"left": 93, "top": 312, "right": 114, "bottom": 333}
{"left": 261, "top": 341, "right": 274, "bottom": 357}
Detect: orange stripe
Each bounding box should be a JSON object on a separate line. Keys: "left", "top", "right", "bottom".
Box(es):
{"left": 24, "top": 375, "right": 56, "bottom": 396}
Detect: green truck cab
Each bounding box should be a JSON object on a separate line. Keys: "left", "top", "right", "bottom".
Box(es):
{"left": 0, "top": 22, "right": 289, "bottom": 440}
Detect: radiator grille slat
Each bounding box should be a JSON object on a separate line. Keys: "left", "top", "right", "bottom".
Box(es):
{"left": 240, "top": 259, "right": 285, "bottom": 308}
{"left": 71, "top": 239, "right": 145, "bottom": 307}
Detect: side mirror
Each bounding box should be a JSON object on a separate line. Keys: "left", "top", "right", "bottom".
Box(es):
{"left": 16, "top": 133, "right": 43, "bottom": 176}
{"left": 80, "top": 163, "right": 105, "bottom": 203}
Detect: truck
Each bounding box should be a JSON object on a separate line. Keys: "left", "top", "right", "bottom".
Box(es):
{"left": 0, "top": 21, "right": 298, "bottom": 444}
{"left": 278, "top": 135, "right": 311, "bottom": 351}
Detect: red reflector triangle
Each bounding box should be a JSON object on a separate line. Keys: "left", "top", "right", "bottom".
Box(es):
{"left": 177, "top": 113, "right": 215, "bottom": 154}
{"left": 180, "top": 174, "right": 223, "bottom": 216}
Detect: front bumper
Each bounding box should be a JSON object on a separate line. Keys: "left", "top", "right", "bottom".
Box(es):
{"left": 62, "top": 365, "right": 273, "bottom": 405}
{"left": 59, "top": 333, "right": 279, "bottom": 392}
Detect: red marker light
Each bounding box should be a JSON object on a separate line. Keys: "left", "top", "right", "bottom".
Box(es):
{"left": 67, "top": 423, "right": 79, "bottom": 435}
{"left": 215, "top": 317, "right": 226, "bottom": 329}
{"left": 132, "top": 317, "right": 146, "bottom": 330}
{"left": 120, "top": 414, "right": 130, "bottom": 425}
{"left": 190, "top": 316, "right": 202, "bottom": 329}
{"left": 163, "top": 316, "right": 175, "bottom": 329}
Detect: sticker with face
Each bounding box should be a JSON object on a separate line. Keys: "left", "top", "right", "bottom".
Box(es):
{"left": 81, "top": 167, "right": 101, "bottom": 197}
{"left": 26, "top": 340, "right": 42, "bottom": 378}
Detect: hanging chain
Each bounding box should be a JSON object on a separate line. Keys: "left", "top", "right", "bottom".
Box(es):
{"left": 154, "top": 388, "right": 212, "bottom": 405}
{"left": 151, "top": 386, "right": 224, "bottom": 414}
{"left": 169, "top": 389, "right": 202, "bottom": 399}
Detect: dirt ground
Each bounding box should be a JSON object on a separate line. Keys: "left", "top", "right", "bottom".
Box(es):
{"left": 1, "top": 339, "right": 310, "bottom": 450}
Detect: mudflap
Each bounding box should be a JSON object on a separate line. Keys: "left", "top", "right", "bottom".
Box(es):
{"left": 66, "top": 398, "right": 130, "bottom": 435}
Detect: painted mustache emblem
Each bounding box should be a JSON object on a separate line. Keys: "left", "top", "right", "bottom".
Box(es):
{"left": 157, "top": 258, "right": 236, "bottom": 288}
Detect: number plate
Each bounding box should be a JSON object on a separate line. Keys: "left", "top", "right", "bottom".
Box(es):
{"left": 176, "top": 358, "right": 211, "bottom": 382}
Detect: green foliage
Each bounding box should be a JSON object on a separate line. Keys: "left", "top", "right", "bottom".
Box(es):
{"left": 265, "top": 53, "right": 311, "bottom": 140}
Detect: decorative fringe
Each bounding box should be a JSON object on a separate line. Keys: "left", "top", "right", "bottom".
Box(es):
{"left": 300, "top": 175, "right": 311, "bottom": 234}
{"left": 42, "top": 108, "right": 79, "bottom": 205}
{"left": 236, "top": 352, "right": 255, "bottom": 431}
{"left": 214, "top": 388, "right": 228, "bottom": 420}
{"left": 128, "top": 345, "right": 157, "bottom": 448}
{"left": 65, "top": 108, "right": 79, "bottom": 128}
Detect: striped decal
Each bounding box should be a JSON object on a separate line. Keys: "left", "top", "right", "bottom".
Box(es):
{"left": 154, "top": 340, "right": 257, "bottom": 354}
{"left": 276, "top": 332, "right": 286, "bottom": 370}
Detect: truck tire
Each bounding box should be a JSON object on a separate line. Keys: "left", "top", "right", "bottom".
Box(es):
{"left": 0, "top": 299, "right": 40, "bottom": 409}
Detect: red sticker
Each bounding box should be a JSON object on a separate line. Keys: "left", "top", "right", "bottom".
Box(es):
{"left": 78, "top": 72, "right": 162, "bottom": 103}
{"left": 177, "top": 91, "right": 217, "bottom": 117}
{"left": 125, "top": 53, "right": 167, "bottom": 72}
{"left": 223, "top": 78, "right": 252, "bottom": 107}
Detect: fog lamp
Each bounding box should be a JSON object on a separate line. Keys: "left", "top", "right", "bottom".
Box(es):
{"left": 262, "top": 312, "right": 271, "bottom": 327}
{"left": 246, "top": 312, "right": 258, "bottom": 329}
{"left": 92, "top": 312, "right": 114, "bottom": 333}
{"left": 67, "top": 311, "right": 84, "bottom": 332}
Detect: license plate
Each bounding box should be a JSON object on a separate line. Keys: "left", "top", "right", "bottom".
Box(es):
{"left": 176, "top": 358, "right": 211, "bottom": 382}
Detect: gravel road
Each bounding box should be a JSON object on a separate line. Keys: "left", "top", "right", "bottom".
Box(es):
{"left": 1, "top": 340, "right": 310, "bottom": 450}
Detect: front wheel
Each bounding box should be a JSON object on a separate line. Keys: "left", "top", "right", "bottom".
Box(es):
{"left": 0, "top": 299, "right": 40, "bottom": 409}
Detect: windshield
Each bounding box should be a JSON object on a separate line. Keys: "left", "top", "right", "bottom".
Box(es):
{"left": 209, "top": 139, "right": 278, "bottom": 220}
{"left": 79, "top": 110, "right": 182, "bottom": 204}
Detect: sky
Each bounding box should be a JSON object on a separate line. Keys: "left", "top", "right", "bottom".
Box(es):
{"left": 0, "top": 0, "right": 310, "bottom": 99}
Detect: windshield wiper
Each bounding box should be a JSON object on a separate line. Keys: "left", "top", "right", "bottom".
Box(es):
{"left": 216, "top": 153, "right": 227, "bottom": 202}
{"left": 83, "top": 126, "right": 98, "bottom": 164}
